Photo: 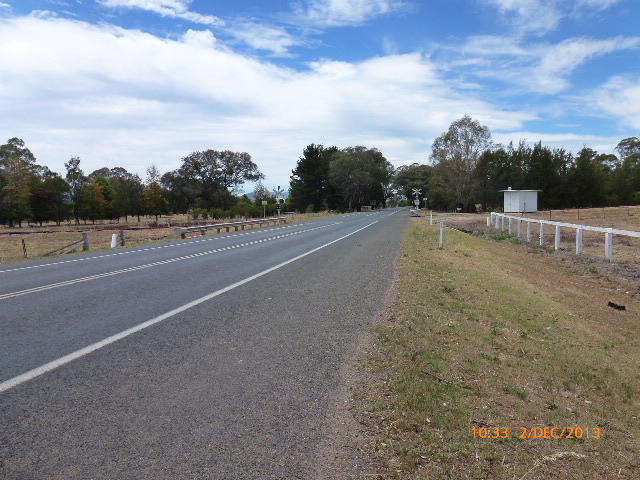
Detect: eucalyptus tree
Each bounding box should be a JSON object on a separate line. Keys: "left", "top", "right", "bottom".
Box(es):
{"left": 0, "top": 138, "right": 37, "bottom": 226}
{"left": 429, "top": 116, "right": 492, "bottom": 210}
{"left": 392, "top": 163, "right": 432, "bottom": 204}
{"left": 329, "top": 146, "right": 393, "bottom": 211}
{"left": 163, "top": 150, "right": 263, "bottom": 211}
{"left": 65, "top": 156, "right": 87, "bottom": 224}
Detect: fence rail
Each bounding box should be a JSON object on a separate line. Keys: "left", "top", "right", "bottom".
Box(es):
{"left": 43, "top": 232, "right": 90, "bottom": 256}
{"left": 173, "top": 217, "right": 286, "bottom": 239}
{"left": 489, "top": 212, "right": 640, "bottom": 262}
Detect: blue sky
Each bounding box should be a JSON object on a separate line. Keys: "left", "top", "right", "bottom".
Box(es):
{"left": 1, "top": 0, "right": 639, "bottom": 192}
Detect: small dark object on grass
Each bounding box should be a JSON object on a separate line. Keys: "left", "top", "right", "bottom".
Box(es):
{"left": 608, "top": 301, "right": 626, "bottom": 311}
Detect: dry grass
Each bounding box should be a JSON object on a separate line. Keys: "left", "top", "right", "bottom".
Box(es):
{"left": 357, "top": 216, "right": 640, "bottom": 479}
{"left": 0, "top": 212, "right": 334, "bottom": 264}
{"left": 442, "top": 207, "right": 640, "bottom": 267}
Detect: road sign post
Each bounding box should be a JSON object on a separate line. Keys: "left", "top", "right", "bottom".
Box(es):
{"left": 273, "top": 186, "right": 285, "bottom": 218}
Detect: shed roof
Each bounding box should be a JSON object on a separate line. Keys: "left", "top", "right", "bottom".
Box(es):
{"left": 499, "top": 189, "right": 542, "bottom": 192}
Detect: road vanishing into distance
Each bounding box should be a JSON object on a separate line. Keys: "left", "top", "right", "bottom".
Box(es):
{"left": 0, "top": 209, "right": 409, "bottom": 480}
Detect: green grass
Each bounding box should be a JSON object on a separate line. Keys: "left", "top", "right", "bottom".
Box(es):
{"left": 356, "top": 220, "right": 640, "bottom": 479}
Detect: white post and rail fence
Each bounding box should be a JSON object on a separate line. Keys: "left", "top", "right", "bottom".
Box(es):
{"left": 488, "top": 212, "right": 640, "bottom": 262}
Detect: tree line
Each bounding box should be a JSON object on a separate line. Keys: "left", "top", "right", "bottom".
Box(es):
{"left": 288, "top": 144, "right": 394, "bottom": 212}
{"left": 393, "top": 116, "right": 640, "bottom": 211}
{"left": 0, "top": 138, "right": 265, "bottom": 227}
{"left": 4, "top": 119, "right": 638, "bottom": 227}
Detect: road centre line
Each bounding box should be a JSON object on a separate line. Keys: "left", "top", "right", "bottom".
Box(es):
{"left": 0, "top": 222, "right": 341, "bottom": 300}
{"left": 0, "top": 220, "right": 379, "bottom": 393}
{"left": 0, "top": 223, "right": 300, "bottom": 275}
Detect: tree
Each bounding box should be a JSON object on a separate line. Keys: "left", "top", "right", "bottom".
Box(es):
{"left": 30, "top": 174, "right": 71, "bottom": 226}
{"left": 289, "top": 144, "right": 339, "bottom": 212}
{"left": 567, "top": 147, "right": 608, "bottom": 207}
{"left": 0, "top": 138, "right": 39, "bottom": 227}
{"left": 81, "top": 178, "right": 109, "bottom": 223}
{"left": 329, "top": 146, "right": 393, "bottom": 211}
{"left": 142, "top": 164, "right": 169, "bottom": 221}
{"left": 615, "top": 137, "right": 640, "bottom": 161}
{"left": 392, "top": 163, "right": 433, "bottom": 206}
{"left": 474, "top": 142, "right": 529, "bottom": 210}
{"left": 252, "top": 182, "right": 273, "bottom": 204}
{"left": 163, "top": 150, "right": 263, "bottom": 211}
{"left": 0, "top": 151, "right": 32, "bottom": 226}
{"left": 429, "top": 116, "right": 492, "bottom": 210}
{"left": 523, "top": 143, "right": 571, "bottom": 209}
{"left": 90, "top": 167, "right": 143, "bottom": 221}
{"left": 65, "top": 156, "right": 87, "bottom": 224}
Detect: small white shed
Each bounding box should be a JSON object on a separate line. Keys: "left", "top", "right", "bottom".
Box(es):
{"left": 500, "top": 188, "right": 541, "bottom": 213}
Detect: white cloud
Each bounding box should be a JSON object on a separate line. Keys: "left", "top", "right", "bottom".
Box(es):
{"left": 461, "top": 35, "right": 529, "bottom": 57}
{"left": 0, "top": 16, "right": 532, "bottom": 184}
{"left": 594, "top": 75, "right": 640, "bottom": 130}
{"left": 229, "top": 22, "right": 298, "bottom": 56}
{"left": 533, "top": 36, "right": 640, "bottom": 93}
{"left": 291, "top": 0, "right": 407, "bottom": 27}
{"left": 455, "top": 34, "right": 640, "bottom": 95}
{"left": 483, "top": 0, "right": 562, "bottom": 34}
{"left": 181, "top": 28, "right": 216, "bottom": 48}
{"left": 481, "top": 0, "right": 624, "bottom": 35}
{"left": 98, "top": 0, "right": 223, "bottom": 26}
{"left": 28, "top": 10, "right": 58, "bottom": 19}
{"left": 0, "top": 3, "right": 11, "bottom": 8}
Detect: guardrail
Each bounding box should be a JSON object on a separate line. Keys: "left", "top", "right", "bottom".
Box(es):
{"left": 173, "top": 217, "right": 286, "bottom": 239}
{"left": 489, "top": 212, "right": 640, "bottom": 262}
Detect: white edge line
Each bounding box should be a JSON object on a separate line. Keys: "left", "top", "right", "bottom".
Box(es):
{"left": 0, "top": 220, "right": 378, "bottom": 393}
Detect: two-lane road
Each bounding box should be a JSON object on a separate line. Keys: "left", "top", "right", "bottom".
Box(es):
{"left": 1, "top": 209, "right": 408, "bottom": 479}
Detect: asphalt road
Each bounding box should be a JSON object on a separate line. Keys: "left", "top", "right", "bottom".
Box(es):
{"left": 0, "top": 209, "right": 409, "bottom": 479}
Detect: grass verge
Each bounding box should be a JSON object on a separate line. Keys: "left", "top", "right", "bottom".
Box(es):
{"left": 0, "top": 212, "right": 336, "bottom": 264}
{"left": 357, "top": 219, "right": 640, "bottom": 479}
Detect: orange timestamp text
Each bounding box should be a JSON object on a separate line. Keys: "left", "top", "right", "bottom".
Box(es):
{"left": 472, "top": 427, "right": 601, "bottom": 439}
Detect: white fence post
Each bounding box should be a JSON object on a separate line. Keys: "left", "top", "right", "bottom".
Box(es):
{"left": 430, "top": 210, "right": 433, "bottom": 225}
{"left": 605, "top": 230, "right": 613, "bottom": 262}
{"left": 439, "top": 222, "right": 444, "bottom": 248}
{"left": 486, "top": 213, "right": 637, "bottom": 263}
{"left": 576, "top": 227, "right": 583, "bottom": 255}
{"left": 487, "top": 214, "right": 491, "bottom": 227}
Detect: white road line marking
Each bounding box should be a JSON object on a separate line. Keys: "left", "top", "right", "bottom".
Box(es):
{"left": 0, "top": 223, "right": 341, "bottom": 300}
{"left": 0, "top": 223, "right": 303, "bottom": 274}
{"left": 0, "top": 220, "right": 378, "bottom": 393}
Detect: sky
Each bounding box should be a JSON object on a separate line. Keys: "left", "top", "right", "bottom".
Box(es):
{"left": 1, "top": 0, "right": 639, "bottom": 193}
